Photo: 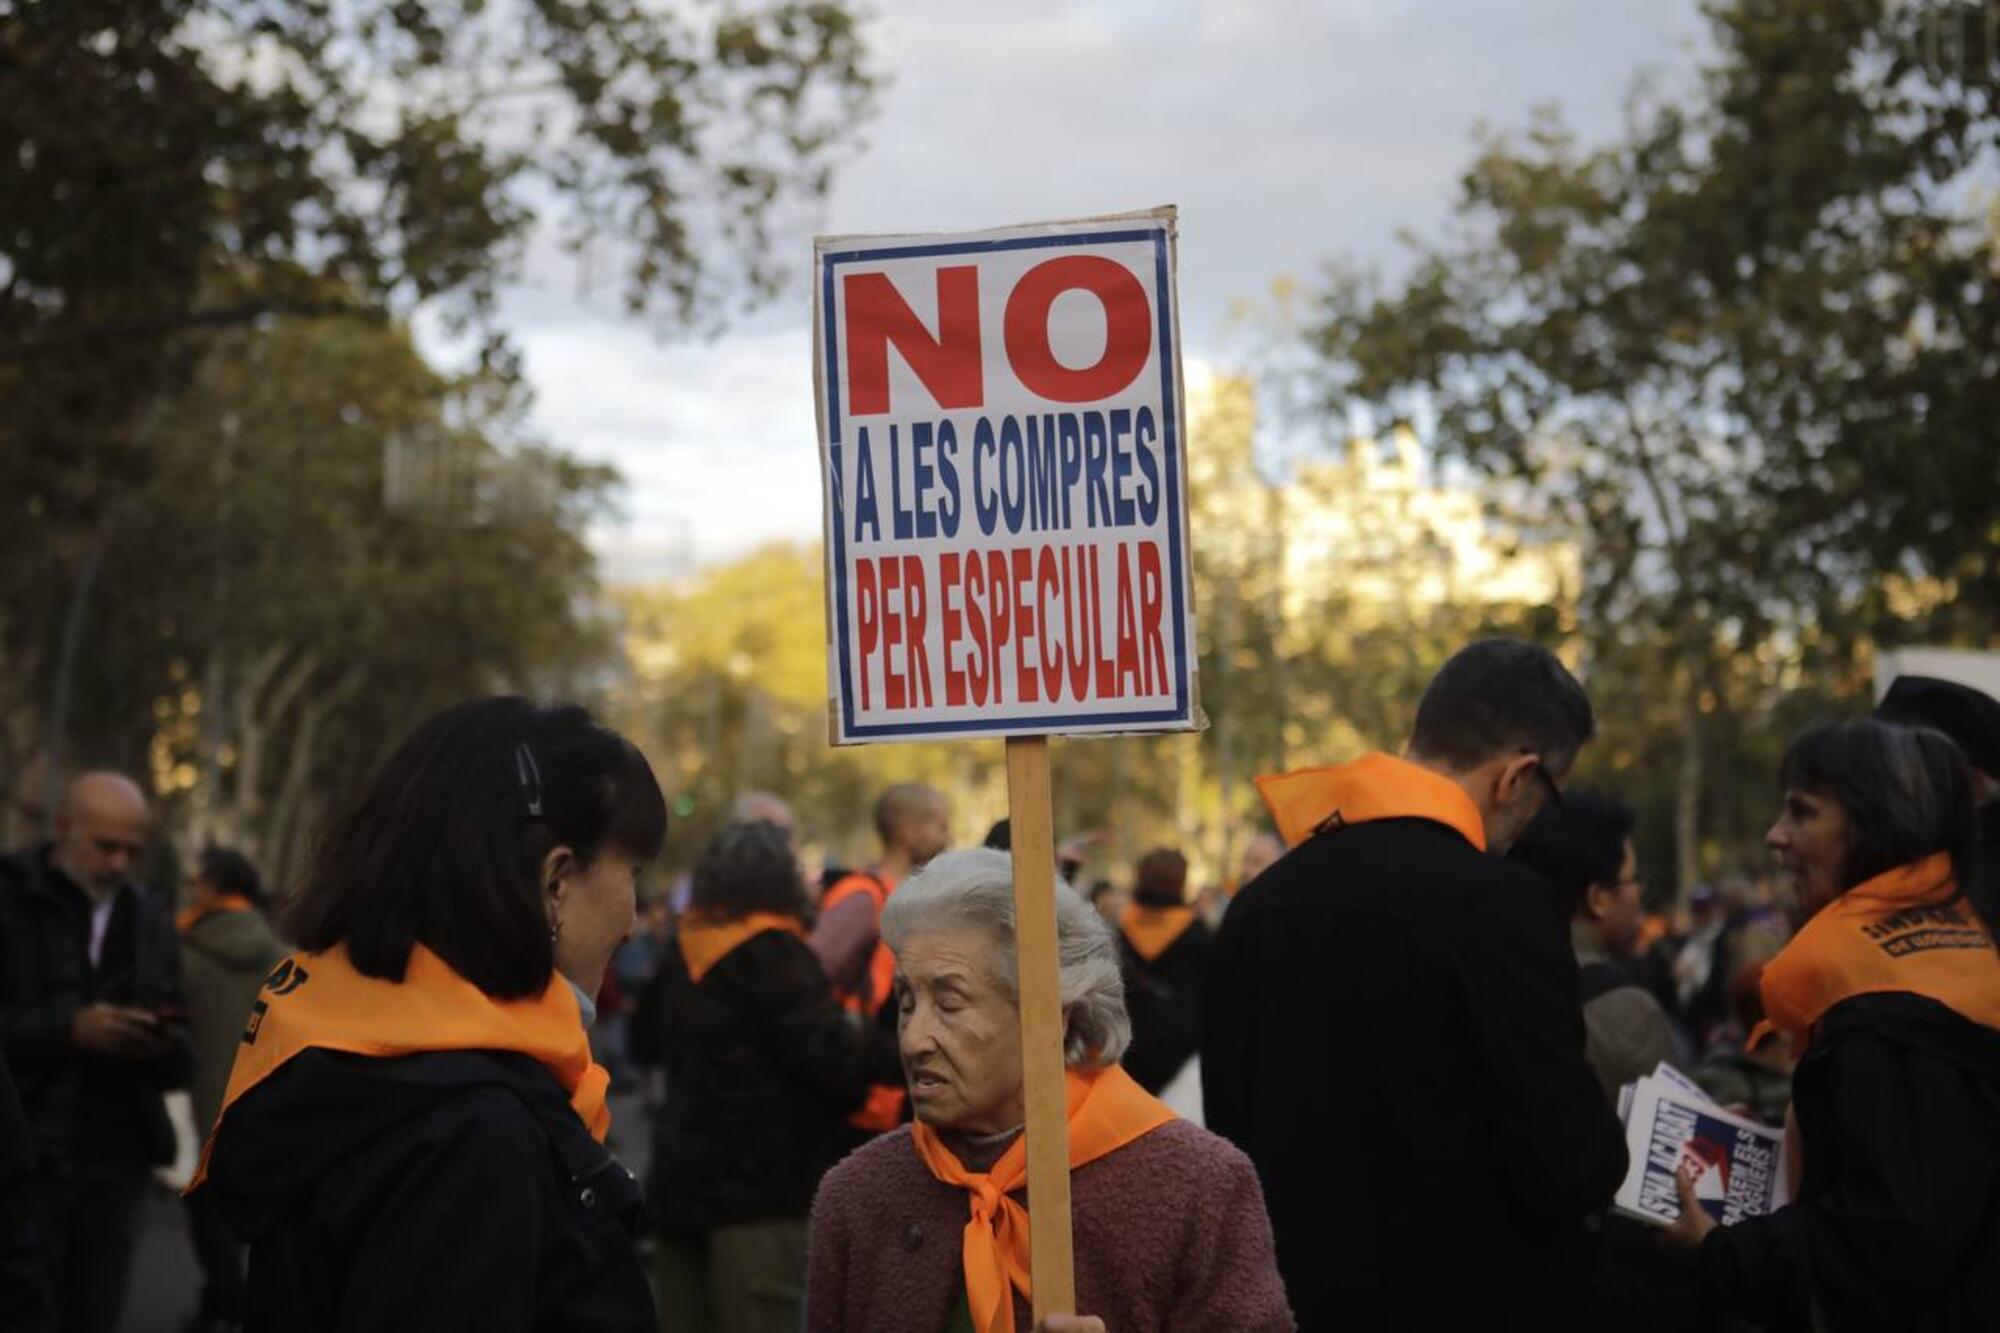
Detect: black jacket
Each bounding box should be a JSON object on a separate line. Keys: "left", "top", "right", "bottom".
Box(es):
{"left": 0, "top": 845, "right": 192, "bottom": 1165}
{"left": 1201, "top": 818, "right": 1628, "bottom": 1332}
{"left": 1118, "top": 915, "right": 1211, "bottom": 1094}
{"left": 636, "top": 928, "right": 892, "bottom": 1234}
{"left": 204, "top": 1047, "right": 654, "bottom": 1333}
{"left": 0, "top": 1054, "right": 47, "bottom": 1331}
{"left": 1699, "top": 992, "right": 2000, "bottom": 1332}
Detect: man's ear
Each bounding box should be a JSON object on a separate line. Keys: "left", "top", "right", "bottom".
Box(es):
{"left": 1493, "top": 753, "right": 1540, "bottom": 807}
{"left": 1581, "top": 881, "right": 1609, "bottom": 924}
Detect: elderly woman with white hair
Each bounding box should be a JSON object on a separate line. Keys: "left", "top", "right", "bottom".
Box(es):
{"left": 806, "top": 849, "right": 1293, "bottom": 1333}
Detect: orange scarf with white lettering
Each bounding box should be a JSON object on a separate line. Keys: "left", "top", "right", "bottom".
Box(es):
{"left": 676, "top": 910, "right": 806, "bottom": 983}
{"left": 1753, "top": 852, "right": 2000, "bottom": 1049}
{"left": 1255, "top": 750, "right": 1487, "bottom": 851}
{"left": 1120, "top": 903, "right": 1197, "bottom": 962}
{"left": 910, "top": 1064, "right": 1175, "bottom": 1333}
{"left": 176, "top": 894, "right": 260, "bottom": 934}
{"left": 187, "top": 942, "right": 607, "bottom": 1190}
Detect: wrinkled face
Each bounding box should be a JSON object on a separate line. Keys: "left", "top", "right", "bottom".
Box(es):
{"left": 550, "top": 847, "right": 642, "bottom": 996}
{"left": 53, "top": 793, "right": 149, "bottom": 897}
{"left": 1766, "top": 788, "right": 1850, "bottom": 921}
{"left": 895, "top": 926, "right": 1025, "bottom": 1136}
{"left": 1588, "top": 840, "right": 1645, "bottom": 953}
{"left": 901, "top": 798, "right": 952, "bottom": 868}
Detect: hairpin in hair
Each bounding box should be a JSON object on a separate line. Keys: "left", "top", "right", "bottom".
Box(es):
{"left": 515, "top": 742, "right": 545, "bottom": 820}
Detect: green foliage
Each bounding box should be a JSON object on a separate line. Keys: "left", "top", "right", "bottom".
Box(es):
{"left": 1305, "top": 0, "right": 2000, "bottom": 893}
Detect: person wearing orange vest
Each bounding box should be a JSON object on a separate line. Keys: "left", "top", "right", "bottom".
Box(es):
{"left": 188, "top": 697, "right": 668, "bottom": 1333}
{"left": 1663, "top": 719, "right": 2000, "bottom": 1329}
{"left": 811, "top": 783, "right": 949, "bottom": 1134}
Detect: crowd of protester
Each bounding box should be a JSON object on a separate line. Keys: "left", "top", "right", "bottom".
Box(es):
{"left": 1, "top": 643, "right": 1997, "bottom": 1330}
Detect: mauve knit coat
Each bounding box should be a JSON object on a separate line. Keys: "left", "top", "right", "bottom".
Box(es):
{"left": 806, "top": 1117, "right": 1295, "bottom": 1332}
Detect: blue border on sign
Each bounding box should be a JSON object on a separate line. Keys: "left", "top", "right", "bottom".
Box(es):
{"left": 819, "top": 225, "right": 1191, "bottom": 741}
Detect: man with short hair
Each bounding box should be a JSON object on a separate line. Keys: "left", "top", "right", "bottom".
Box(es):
{"left": 1203, "top": 639, "right": 1626, "bottom": 1331}
{"left": 1510, "top": 793, "right": 1677, "bottom": 1100}
{"left": 0, "top": 772, "right": 192, "bottom": 1333}
{"left": 810, "top": 783, "right": 948, "bottom": 1132}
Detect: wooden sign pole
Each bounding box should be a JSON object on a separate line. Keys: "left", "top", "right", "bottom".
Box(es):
{"left": 1004, "top": 734, "right": 1077, "bottom": 1322}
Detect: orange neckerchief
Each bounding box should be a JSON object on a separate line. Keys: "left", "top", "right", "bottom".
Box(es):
{"left": 176, "top": 894, "right": 260, "bottom": 934}
{"left": 1120, "top": 903, "right": 1197, "bottom": 963}
{"left": 187, "top": 942, "right": 607, "bottom": 1191}
{"left": 1254, "top": 751, "right": 1487, "bottom": 852}
{"left": 677, "top": 910, "right": 805, "bottom": 983}
{"left": 910, "top": 1064, "right": 1175, "bottom": 1333}
{"left": 1752, "top": 852, "right": 2000, "bottom": 1050}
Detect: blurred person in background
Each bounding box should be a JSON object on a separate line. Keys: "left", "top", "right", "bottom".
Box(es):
{"left": 1116, "top": 848, "right": 1211, "bottom": 1097}
{"left": 1509, "top": 792, "right": 1676, "bottom": 1101}
{"left": 812, "top": 783, "right": 949, "bottom": 1137}
{"left": 1512, "top": 792, "right": 1697, "bottom": 1331}
{"left": 642, "top": 820, "right": 895, "bottom": 1333}
{"left": 1665, "top": 719, "right": 2000, "bottom": 1330}
{"left": 0, "top": 771, "right": 192, "bottom": 1333}
{"left": 190, "top": 697, "right": 666, "bottom": 1332}
{"left": 806, "top": 850, "right": 1293, "bottom": 1332}
{"left": 177, "top": 844, "right": 284, "bottom": 1333}
{"left": 1692, "top": 962, "right": 1795, "bottom": 1128}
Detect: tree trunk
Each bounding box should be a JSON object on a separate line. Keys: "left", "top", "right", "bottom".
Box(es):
{"left": 1675, "top": 661, "right": 1705, "bottom": 907}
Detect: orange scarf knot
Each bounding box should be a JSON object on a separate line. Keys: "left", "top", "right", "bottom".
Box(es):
{"left": 176, "top": 894, "right": 260, "bottom": 934}
{"left": 910, "top": 1064, "right": 1175, "bottom": 1333}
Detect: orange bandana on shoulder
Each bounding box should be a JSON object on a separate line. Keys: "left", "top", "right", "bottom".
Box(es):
{"left": 1254, "top": 751, "right": 1487, "bottom": 852}
{"left": 910, "top": 1065, "right": 1175, "bottom": 1333}
{"left": 186, "top": 942, "right": 608, "bottom": 1191}
{"left": 1120, "top": 903, "right": 1197, "bottom": 962}
{"left": 676, "top": 910, "right": 806, "bottom": 983}
{"left": 1753, "top": 852, "right": 2000, "bottom": 1049}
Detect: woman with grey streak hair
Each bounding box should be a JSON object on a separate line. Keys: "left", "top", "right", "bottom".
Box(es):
{"left": 805, "top": 849, "right": 1293, "bottom": 1333}
{"left": 1661, "top": 719, "right": 2000, "bottom": 1331}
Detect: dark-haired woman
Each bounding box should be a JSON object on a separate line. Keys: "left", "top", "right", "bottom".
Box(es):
{"left": 639, "top": 820, "right": 894, "bottom": 1333}
{"left": 188, "top": 697, "right": 668, "bottom": 1332}
{"left": 178, "top": 846, "right": 285, "bottom": 1333}
{"left": 1664, "top": 719, "right": 2000, "bottom": 1331}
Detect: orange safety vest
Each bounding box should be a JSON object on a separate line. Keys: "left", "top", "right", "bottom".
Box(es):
{"left": 821, "top": 870, "right": 905, "bottom": 1132}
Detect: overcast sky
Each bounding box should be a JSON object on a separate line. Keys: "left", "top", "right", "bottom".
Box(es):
{"left": 451, "top": 1, "right": 1711, "bottom": 581}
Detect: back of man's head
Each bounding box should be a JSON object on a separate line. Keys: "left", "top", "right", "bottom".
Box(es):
{"left": 1409, "top": 639, "right": 1595, "bottom": 778}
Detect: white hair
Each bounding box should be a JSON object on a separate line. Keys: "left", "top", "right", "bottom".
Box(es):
{"left": 881, "top": 847, "right": 1131, "bottom": 1067}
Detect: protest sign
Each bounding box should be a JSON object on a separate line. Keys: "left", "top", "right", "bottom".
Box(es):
{"left": 1614, "top": 1064, "right": 1790, "bottom": 1228}
{"left": 812, "top": 208, "right": 1198, "bottom": 745}
{"left": 812, "top": 209, "right": 1197, "bottom": 1322}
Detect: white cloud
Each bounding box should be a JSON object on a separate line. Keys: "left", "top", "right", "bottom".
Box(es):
{"left": 429, "top": 0, "right": 1710, "bottom": 577}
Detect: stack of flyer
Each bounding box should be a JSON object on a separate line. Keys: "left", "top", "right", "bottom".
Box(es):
{"left": 1613, "top": 1062, "right": 1790, "bottom": 1228}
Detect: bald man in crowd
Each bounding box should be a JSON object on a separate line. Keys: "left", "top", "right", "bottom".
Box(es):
{"left": 0, "top": 772, "right": 192, "bottom": 1333}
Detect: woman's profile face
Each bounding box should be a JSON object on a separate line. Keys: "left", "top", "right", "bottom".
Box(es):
{"left": 1766, "top": 787, "right": 1850, "bottom": 920}
{"left": 895, "top": 927, "right": 1026, "bottom": 1137}
{"left": 550, "top": 847, "right": 641, "bottom": 995}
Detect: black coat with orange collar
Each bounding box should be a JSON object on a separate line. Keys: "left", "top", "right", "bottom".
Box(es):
{"left": 1201, "top": 816, "right": 1627, "bottom": 1332}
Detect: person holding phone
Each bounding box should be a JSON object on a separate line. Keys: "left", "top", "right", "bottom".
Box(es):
{"left": 0, "top": 770, "right": 194, "bottom": 1333}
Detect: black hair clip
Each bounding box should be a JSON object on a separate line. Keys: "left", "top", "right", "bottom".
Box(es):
{"left": 515, "top": 742, "right": 546, "bottom": 820}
